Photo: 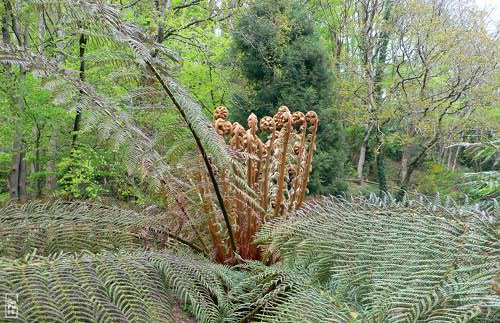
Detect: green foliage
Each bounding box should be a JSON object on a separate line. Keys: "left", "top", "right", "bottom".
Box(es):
{"left": 0, "top": 98, "right": 13, "bottom": 196}
{"left": 0, "top": 200, "right": 244, "bottom": 322}
{"left": 231, "top": 0, "right": 347, "bottom": 195}
{"left": 176, "top": 32, "right": 234, "bottom": 109}
{"left": 455, "top": 140, "right": 499, "bottom": 208}
{"left": 1, "top": 0, "right": 240, "bottom": 204}
{"left": 233, "top": 0, "right": 331, "bottom": 116}
{"left": 227, "top": 262, "right": 351, "bottom": 322}
{"left": 0, "top": 68, "right": 70, "bottom": 197}
{"left": 57, "top": 146, "right": 106, "bottom": 199}
{"left": 463, "top": 171, "right": 499, "bottom": 203}
{"left": 417, "top": 163, "right": 463, "bottom": 200}
{"left": 308, "top": 146, "right": 348, "bottom": 195}
{"left": 463, "top": 140, "right": 500, "bottom": 172}
{"left": 56, "top": 144, "right": 148, "bottom": 203}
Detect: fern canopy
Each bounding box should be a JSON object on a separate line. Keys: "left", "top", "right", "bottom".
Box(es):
{"left": 0, "top": 197, "right": 498, "bottom": 322}
{"left": 0, "top": 200, "right": 194, "bottom": 258}
{"left": 0, "top": 250, "right": 240, "bottom": 323}
{"left": 256, "top": 196, "right": 500, "bottom": 322}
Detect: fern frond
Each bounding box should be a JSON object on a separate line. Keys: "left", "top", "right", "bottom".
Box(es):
{"left": 0, "top": 250, "right": 243, "bottom": 322}
{"left": 256, "top": 195, "right": 500, "bottom": 322}
{"left": 0, "top": 200, "right": 202, "bottom": 258}
{"left": 227, "top": 262, "right": 351, "bottom": 322}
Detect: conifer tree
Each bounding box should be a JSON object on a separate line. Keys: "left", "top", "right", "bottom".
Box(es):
{"left": 231, "top": 0, "right": 347, "bottom": 194}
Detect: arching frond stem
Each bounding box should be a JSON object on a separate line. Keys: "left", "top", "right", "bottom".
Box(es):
{"left": 173, "top": 195, "right": 211, "bottom": 255}
{"left": 150, "top": 227, "right": 206, "bottom": 255}
{"left": 145, "top": 60, "right": 236, "bottom": 253}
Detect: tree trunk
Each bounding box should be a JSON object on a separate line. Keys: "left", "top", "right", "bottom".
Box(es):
{"left": 438, "top": 142, "right": 445, "bottom": 164}
{"left": 9, "top": 125, "right": 26, "bottom": 200}
{"left": 32, "top": 125, "right": 42, "bottom": 197}
{"left": 46, "top": 127, "right": 57, "bottom": 191}
{"left": 153, "top": 0, "right": 169, "bottom": 50}
{"left": 397, "top": 158, "right": 416, "bottom": 201}
{"left": 357, "top": 124, "right": 372, "bottom": 182}
{"left": 9, "top": 66, "right": 27, "bottom": 200}
{"left": 396, "top": 159, "right": 414, "bottom": 201}
{"left": 396, "top": 136, "right": 440, "bottom": 201}
{"left": 71, "top": 33, "right": 87, "bottom": 147}
{"left": 46, "top": 29, "right": 65, "bottom": 191}
{"left": 452, "top": 146, "right": 462, "bottom": 170}
{"left": 451, "top": 131, "right": 464, "bottom": 170}
{"left": 357, "top": 143, "right": 367, "bottom": 181}
{"left": 400, "top": 122, "right": 416, "bottom": 184}
{"left": 400, "top": 146, "right": 409, "bottom": 184}
{"left": 375, "top": 132, "right": 388, "bottom": 194}
{"left": 357, "top": 0, "right": 391, "bottom": 185}
{"left": 446, "top": 146, "right": 454, "bottom": 169}
{"left": 4, "top": 0, "right": 27, "bottom": 200}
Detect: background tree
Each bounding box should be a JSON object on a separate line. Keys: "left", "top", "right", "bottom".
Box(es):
{"left": 311, "top": 0, "right": 396, "bottom": 195}
{"left": 2, "top": 0, "right": 28, "bottom": 200}
{"left": 312, "top": 0, "right": 498, "bottom": 199}
{"left": 391, "top": 0, "right": 498, "bottom": 199}
{"left": 0, "top": 0, "right": 498, "bottom": 205}
{"left": 0, "top": 0, "right": 240, "bottom": 202}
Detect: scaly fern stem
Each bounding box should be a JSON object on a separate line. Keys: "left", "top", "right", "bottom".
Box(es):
{"left": 145, "top": 60, "right": 237, "bottom": 253}
{"left": 289, "top": 123, "right": 307, "bottom": 212}
{"left": 273, "top": 114, "right": 292, "bottom": 217}
{"left": 197, "top": 165, "right": 226, "bottom": 262}
{"left": 296, "top": 116, "right": 318, "bottom": 209}
{"left": 243, "top": 118, "right": 260, "bottom": 259}
{"left": 261, "top": 129, "right": 276, "bottom": 212}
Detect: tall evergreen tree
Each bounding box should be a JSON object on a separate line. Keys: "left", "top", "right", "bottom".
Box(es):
{"left": 231, "top": 0, "right": 347, "bottom": 194}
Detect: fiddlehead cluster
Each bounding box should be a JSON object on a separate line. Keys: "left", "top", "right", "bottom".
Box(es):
{"left": 199, "top": 106, "right": 319, "bottom": 260}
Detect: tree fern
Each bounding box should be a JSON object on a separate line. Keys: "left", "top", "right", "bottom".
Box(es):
{"left": 0, "top": 196, "right": 498, "bottom": 322}
{"left": 1, "top": 2, "right": 498, "bottom": 322}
